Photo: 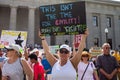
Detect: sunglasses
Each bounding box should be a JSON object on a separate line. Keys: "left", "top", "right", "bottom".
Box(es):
{"left": 82, "top": 55, "right": 89, "bottom": 57}
{"left": 59, "top": 49, "right": 69, "bottom": 54}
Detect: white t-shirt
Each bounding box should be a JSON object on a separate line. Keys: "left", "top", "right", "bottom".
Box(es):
{"left": 51, "top": 60, "right": 77, "bottom": 80}
{"left": 2, "top": 58, "right": 24, "bottom": 80}
{"left": 78, "top": 61, "right": 96, "bottom": 80}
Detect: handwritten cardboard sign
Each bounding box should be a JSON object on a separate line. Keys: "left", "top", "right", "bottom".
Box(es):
{"left": 39, "top": 1, "right": 86, "bottom": 35}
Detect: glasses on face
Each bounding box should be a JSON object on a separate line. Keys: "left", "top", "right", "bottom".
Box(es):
{"left": 82, "top": 55, "right": 89, "bottom": 57}
{"left": 59, "top": 49, "right": 69, "bottom": 54}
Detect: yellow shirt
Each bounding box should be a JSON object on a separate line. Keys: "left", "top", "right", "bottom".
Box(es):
{"left": 112, "top": 52, "right": 120, "bottom": 62}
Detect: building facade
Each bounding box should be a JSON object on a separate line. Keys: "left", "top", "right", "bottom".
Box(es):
{"left": 0, "top": 0, "right": 120, "bottom": 49}
{"left": 85, "top": 0, "right": 120, "bottom": 49}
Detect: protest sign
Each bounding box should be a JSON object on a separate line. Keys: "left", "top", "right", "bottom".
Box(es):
{"left": 49, "top": 45, "right": 59, "bottom": 54}
{"left": 0, "top": 30, "right": 27, "bottom": 48}
{"left": 74, "top": 35, "right": 81, "bottom": 48}
{"left": 39, "top": 1, "right": 86, "bottom": 35}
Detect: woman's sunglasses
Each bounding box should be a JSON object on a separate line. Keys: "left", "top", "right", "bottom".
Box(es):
{"left": 82, "top": 55, "right": 89, "bottom": 57}
{"left": 59, "top": 49, "right": 69, "bottom": 54}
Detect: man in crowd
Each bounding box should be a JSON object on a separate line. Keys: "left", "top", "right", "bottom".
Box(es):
{"left": 41, "top": 53, "right": 52, "bottom": 80}
{"left": 28, "top": 53, "right": 45, "bottom": 80}
{"left": 96, "top": 43, "right": 119, "bottom": 80}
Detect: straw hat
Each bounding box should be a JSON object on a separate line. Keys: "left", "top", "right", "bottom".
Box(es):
{"left": 81, "top": 51, "right": 91, "bottom": 57}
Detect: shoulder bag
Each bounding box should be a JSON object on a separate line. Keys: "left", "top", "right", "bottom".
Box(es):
{"left": 81, "top": 62, "right": 89, "bottom": 80}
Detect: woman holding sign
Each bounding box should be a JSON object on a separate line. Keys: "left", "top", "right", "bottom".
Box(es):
{"left": 39, "top": 28, "right": 88, "bottom": 80}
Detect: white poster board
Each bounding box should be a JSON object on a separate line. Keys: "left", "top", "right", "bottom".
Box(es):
{"left": 49, "top": 45, "right": 59, "bottom": 54}
{"left": 0, "top": 30, "right": 27, "bottom": 48}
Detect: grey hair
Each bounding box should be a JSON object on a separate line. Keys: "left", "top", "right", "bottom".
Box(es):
{"left": 102, "top": 43, "right": 110, "bottom": 48}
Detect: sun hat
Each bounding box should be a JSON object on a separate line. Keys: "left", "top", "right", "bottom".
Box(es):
{"left": 60, "top": 44, "right": 70, "bottom": 52}
{"left": 81, "top": 51, "right": 91, "bottom": 61}
{"left": 81, "top": 51, "right": 91, "bottom": 57}
{"left": 81, "top": 51, "right": 90, "bottom": 57}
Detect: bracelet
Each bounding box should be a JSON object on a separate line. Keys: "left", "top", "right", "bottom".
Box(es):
{"left": 41, "top": 38, "right": 45, "bottom": 40}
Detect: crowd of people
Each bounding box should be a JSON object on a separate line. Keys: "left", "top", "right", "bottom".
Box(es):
{"left": 0, "top": 29, "right": 120, "bottom": 80}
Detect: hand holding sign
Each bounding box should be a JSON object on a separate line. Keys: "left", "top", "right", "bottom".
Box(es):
{"left": 84, "top": 28, "right": 89, "bottom": 37}
{"left": 38, "top": 29, "right": 45, "bottom": 40}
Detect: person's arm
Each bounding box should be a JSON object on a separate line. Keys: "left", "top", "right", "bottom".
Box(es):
{"left": 39, "top": 32, "right": 57, "bottom": 67}
{"left": 72, "top": 42, "right": 77, "bottom": 57}
{"left": 110, "top": 68, "right": 118, "bottom": 78}
{"left": 45, "top": 69, "right": 51, "bottom": 73}
{"left": 99, "top": 68, "right": 112, "bottom": 79}
{"left": 110, "top": 57, "right": 119, "bottom": 78}
{"left": 21, "top": 59, "right": 33, "bottom": 80}
{"left": 93, "top": 70, "right": 99, "bottom": 80}
{"left": 23, "top": 47, "right": 29, "bottom": 61}
{"left": 2, "top": 76, "right": 9, "bottom": 80}
{"left": 71, "top": 28, "right": 88, "bottom": 69}
{"left": 110, "top": 56, "right": 119, "bottom": 79}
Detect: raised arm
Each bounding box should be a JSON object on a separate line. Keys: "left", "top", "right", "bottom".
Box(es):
{"left": 71, "top": 29, "right": 88, "bottom": 69}
{"left": 39, "top": 31, "right": 57, "bottom": 67}
{"left": 72, "top": 42, "right": 77, "bottom": 57}
{"left": 23, "top": 46, "right": 29, "bottom": 61}
{"left": 21, "top": 59, "right": 33, "bottom": 80}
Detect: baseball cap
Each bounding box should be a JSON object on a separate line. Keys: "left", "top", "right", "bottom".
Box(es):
{"left": 5, "top": 44, "right": 21, "bottom": 54}
{"left": 60, "top": 44, "right": 70, "bottom": 52}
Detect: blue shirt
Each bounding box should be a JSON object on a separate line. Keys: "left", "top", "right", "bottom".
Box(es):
{"left": 41, "top": 58, "right": 52, "bottom": 74}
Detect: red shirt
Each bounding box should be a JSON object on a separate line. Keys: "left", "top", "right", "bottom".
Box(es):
{"left": 33, "top": 62, "right": 45, "bottom": 80}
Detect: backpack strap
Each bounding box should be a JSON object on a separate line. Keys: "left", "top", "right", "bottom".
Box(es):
{"left": 19, "top": 58, "right": 26, "bottom": 80}
{"left": 19, "top": 58, "right": 23, "bottom": 68}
